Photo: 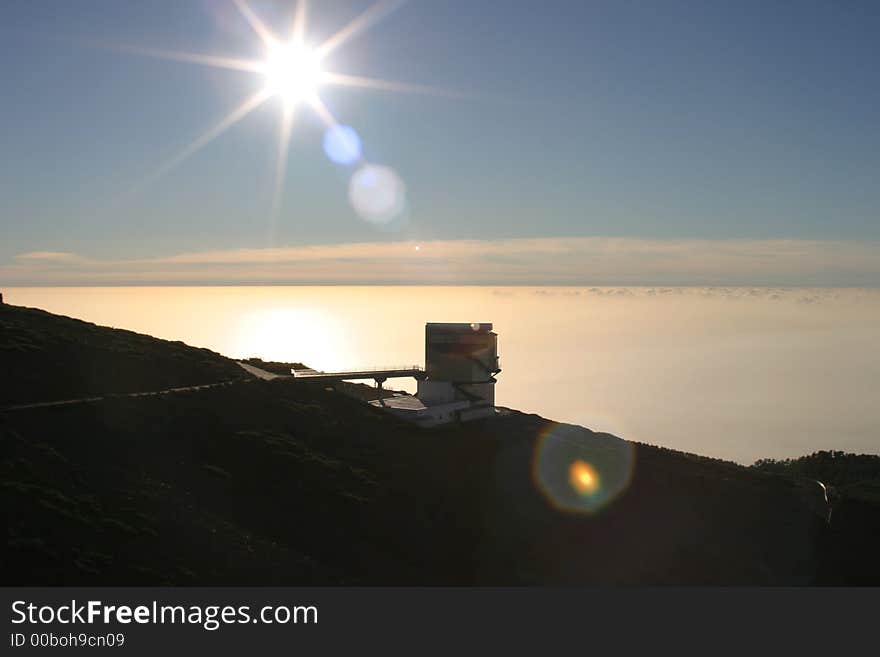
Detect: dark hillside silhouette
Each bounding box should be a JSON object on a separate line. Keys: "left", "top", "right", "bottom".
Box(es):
{"left": 0, "top": 304, "right": 247, "bottom": 406}
{"left": 2, "top": 303, "right": 878, "bottom": 585}
{"left": 753, "top": 451, "right": 880, "bottom": 488}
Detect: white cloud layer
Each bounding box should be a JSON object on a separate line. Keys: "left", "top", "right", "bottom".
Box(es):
{"left": 3, "top": 237, "right": 879, "bottom": 286}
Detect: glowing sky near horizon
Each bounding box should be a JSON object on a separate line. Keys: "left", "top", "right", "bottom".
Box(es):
{"left": 5, "top": 285, "right": 879, "bottom": 465}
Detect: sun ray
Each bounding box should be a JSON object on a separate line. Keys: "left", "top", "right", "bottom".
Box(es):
{"left": 292, "top": 0, "right": 308, "bottom": 45}
{"left": 141, "top": 89, "right": 272, "bottom": 189}
{"left": 96, "top": 43, "right": 264, "bottom": 74}
{"left": 308, "top": 95, "right": 338, "bottom": 128}
{"left": 315, "top": 0, "right": 406, "bottom": 59}
{"left": 233, "top": 0, "right": 279, "bottom": 48}
{"left": 270, "top": 103, "right": 297, "bottom": 223}
{"left": 320, "top": 71, "right": 466, "bottom": 98}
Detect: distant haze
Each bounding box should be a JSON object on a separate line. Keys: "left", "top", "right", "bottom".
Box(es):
{"left": 6, "top": 285, "right": 879, "bottom": 464}
{"left": 4, "top": 237, "right": 880, "bottom": 286}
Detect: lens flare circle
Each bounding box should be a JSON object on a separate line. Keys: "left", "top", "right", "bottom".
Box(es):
{"left": 323, "top": 124, "right": 362, "bottom": 165}
{"left": 569, "top": 459, "right": 600, "bottom": 495}
{"left": 348, "top": 164, "right": 406, "bottom": 224}
{"left": 532, "top": 423, "right": 635, "bottom": 514}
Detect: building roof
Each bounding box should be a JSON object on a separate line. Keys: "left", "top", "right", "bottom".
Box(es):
{"left": 425, "top": 322, "right": 493, "bottom": 333}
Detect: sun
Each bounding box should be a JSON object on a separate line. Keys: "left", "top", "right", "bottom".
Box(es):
{"left": 116, "top": 0, "right": 456, "bottom": 222}
{"left": 262, "top": 42, "right": 323, "bottom": 106}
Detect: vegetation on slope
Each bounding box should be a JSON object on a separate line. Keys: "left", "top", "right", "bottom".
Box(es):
{"left": 753, "top": 451, "right": 880, "bottom": 489}
{"left": 752, "top": 451, "right": 880, "bottom": 584}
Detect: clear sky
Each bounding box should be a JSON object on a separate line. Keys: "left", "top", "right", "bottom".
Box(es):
{"left": 2, "top": 0, "right": 879, "bottom": 285}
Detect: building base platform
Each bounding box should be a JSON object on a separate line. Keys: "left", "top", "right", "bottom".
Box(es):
{"left": 368, "top": 395, "right": 495, "bottom": 427}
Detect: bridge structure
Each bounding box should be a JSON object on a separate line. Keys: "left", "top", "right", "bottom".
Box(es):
{"left": 290, "top": 365, "right": 425, "bottom": 397}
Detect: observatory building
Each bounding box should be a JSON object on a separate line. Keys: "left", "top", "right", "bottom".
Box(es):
{"left": 369, "top": 322, "right": 500, "bottom": 426}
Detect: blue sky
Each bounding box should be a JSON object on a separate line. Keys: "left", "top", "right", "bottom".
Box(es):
{"left": 2, "top": 1, "right": 879, "bottom": 284}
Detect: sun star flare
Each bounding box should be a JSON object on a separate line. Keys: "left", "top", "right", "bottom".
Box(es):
{"left": 113, "top": 0, "right": 457, "bottom": 225}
